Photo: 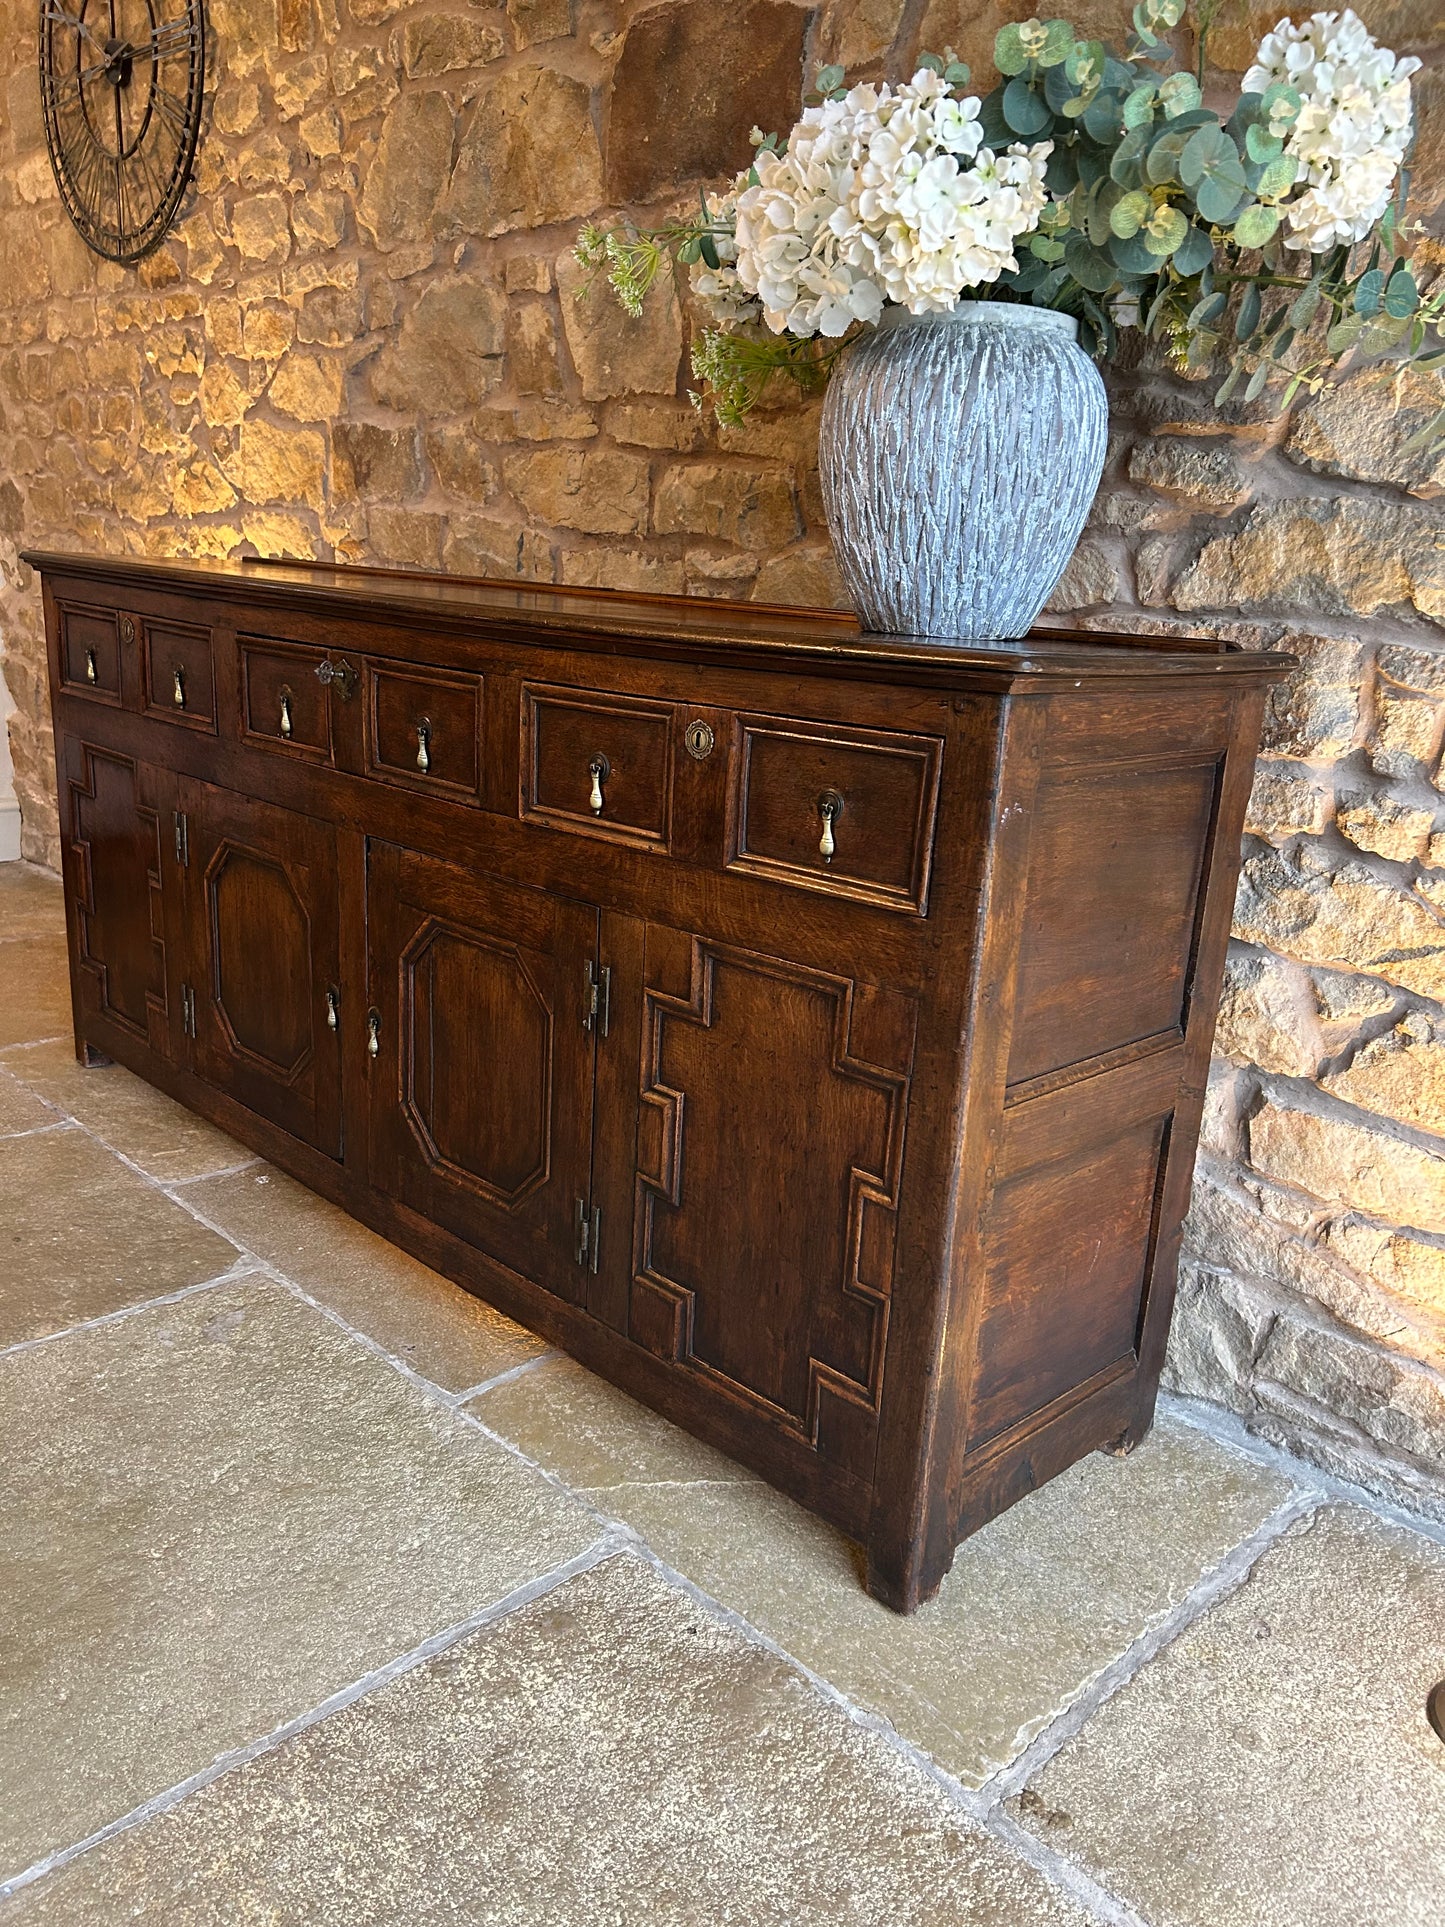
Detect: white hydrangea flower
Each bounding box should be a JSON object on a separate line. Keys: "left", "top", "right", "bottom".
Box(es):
{"left": 687, "top": 178, "right": 763, "bottom": 327}
{"left": 717, "top": 71, "right": 1050, "bottom": 339}
{"left": 1244, "top": 9, "right": 1419, "bottom": 253}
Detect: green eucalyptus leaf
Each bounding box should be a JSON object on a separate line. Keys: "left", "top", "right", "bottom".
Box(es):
{"left": 1194, "top": 166, "right": 1247, "bottom": 225}
{"left": 1111, "top": 125, "right": 1152, "bottom": 185}
{"left": 1172, "top": 222, "right": 1213, "bottom": 276}
{"left": 1003, "top": 75, "right": 1053, "bottom": 136}
{"left": 1288, "top": 276, "right": 1324, "bottom": 331}
{"left": 1399, "top": 403, "right": 1445, "bottom": 456}
{"left": 1354, "top": 267, "right": 1386, "bottom": 318}
{"left": 945, "top": 60, "right": 971, "bottom": 85}
{"left": 1179, "top": 122, "right": 1229, "bottom": 188}
{"left": 977, "top": 85, "right": 1013, "bottom": 147}
{"left": 1066, "top": 40, "right": 1106, "bottom": 86}
{"left": 1077, "top": 145, "right": 1109, "bottom": 189}
{"left": 1159, "top": 72, "right": 1202, "bottom": 118}
{"left": 1122, "top": 82, "right": 1158, "bottom": 129}
{"left": 1236, "top": 281, "right": 1262, "bottom": 339}
{"left": 1109, "top": 232, "right": 1161, "bottom": 275}
{"left": 699, "top": 232, "right": 720, "bottom": 270}
{"left": 1189, "top": 289, "right": 1229, "bottom": 328}
{"left": 1216, "top": 356, "right": 1245, "bottom": 405}
{"left": 1083, "top": 92, "right": 1124, "bottom": 143}
{"left": 1088, "top": 179, "right": 1124, "bottom": 246}
{"left": 1245, "top": 123, "right": 1283, "bottom": 163}
{"left": 1030, "top": 235, "right": 1067, "bottom": 261}
{"left": 1147, "top": 0, "right": 1187, "bottom": 26}
{"left": 1384, "top": 266, "right": 1419, "bottom": 318}
{"left": 994, "top": 23, "right": 1028, "bottom": 74}
{"left": 1244, "top": 361, "right": 1271, "bottom": 402}
{"left": 1147, "top": 130, "right": 1189, "bottom": 185}
{"left": 1233, "top": 203, "right": 1280, "bottom": 248}
{"left": 1260, "top": 80, "right": 1301, "bottom": 127}
{"left": 1254, "top": 152, "right": 1299, "bottom": 200}
{"left": 814, "top": 63, "right": 844, "bottom": 92}
{"left": 1065, "top": 232, "right": 1120, "bottom": 293}
{"left": 1045, "top": 60, "right": 1078, "bottom": 112}
{"left": 1109, "top": 188, "right": 1152, "bottom": 238}
{"left": 1326, "top": 313, "right": 1366, "bottom": 353}
{"left": 917, "top": 52, "right": 946, "bottom": 74}
{"left": 1144, "top": 205, "right": 1189, "bottom": 256}
{"left": 1045, "top": 146, "right": 1080, "bottom": 196}
{"left": 1414, "top": 348, "right": 1445, "bottom": 373}
{"left": 1038, "top": 17, "right": 1076, "bottom": 65}
{"left": 678, "top": 236, "right": 702, "bottom": 264}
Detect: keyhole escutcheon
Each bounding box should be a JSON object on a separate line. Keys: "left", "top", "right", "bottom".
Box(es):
{"left": 817, "top": 789, "right": 844, "bottom": 864}
{"left": 588, "top": 752, "right": 610, "bottom": 816}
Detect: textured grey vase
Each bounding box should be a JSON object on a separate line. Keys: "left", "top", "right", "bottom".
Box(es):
{"left": 818, "top": 302, "right": 1108, "bottom": 641}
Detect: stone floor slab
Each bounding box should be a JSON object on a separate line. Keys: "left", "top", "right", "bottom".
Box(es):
{"left": 0, "top": 863, "right": 65, "bottom": 945}
{"left": 5, "top": 1556, "right": 1093, "bottom": 1926}
{"left": 0, "top": 1127, "right": 240, "bottom": 1346}
{"left": 474, "top": 1359, "right": 1296, "bottom": 1788}
{"left": 0, "top": 933, "right": 73, "bottom": 1049}
{"left": 4, "top": 1039, "right": 249, "bottom": 1184}
{"left": 185, "top": 1162, "right": 546, "bottom": 1393}
{"left": 0, "top": 1277, "right": 599, "bottom": 1882}
{"left": 0, "top": 1065, "right": 57, "bottom": 1138}
{"left": 1011, "top": 1504, "right": 1445, "bottom": 1927}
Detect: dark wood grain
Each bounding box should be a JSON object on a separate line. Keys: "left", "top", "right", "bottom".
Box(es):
{"left": 31, "top": 550, "right": 1290, "bottom": 1613}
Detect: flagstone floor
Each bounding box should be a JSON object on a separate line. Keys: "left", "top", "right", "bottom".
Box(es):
{"left": 1, "top": 856, "right": 1442, "bottom": 1925}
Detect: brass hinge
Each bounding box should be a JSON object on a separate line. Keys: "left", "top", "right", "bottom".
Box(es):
{"left": 181, "top": 982, "right": 196, "bottom": 1039}
{"left": 574, "top": 1197, "right": 601, "bottom": 1273}
{"left": 583, "top": 960, "right": 611, "bottom": 1038}
{"left": 174, "top": 810, "right": 189, "bottom": 867}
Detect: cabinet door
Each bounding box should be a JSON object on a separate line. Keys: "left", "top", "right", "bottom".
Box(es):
{"left": 61, "top": 740, "right": 177, "bottom": 1058}
{"left": 623, "top": 924, "right": 917, "bottom": 1483}
{"left": 181, "top": 780, "right": 344, "bottom": 1159}
{"left": 367, "top": 842, "right": 599, "bottom": 1307}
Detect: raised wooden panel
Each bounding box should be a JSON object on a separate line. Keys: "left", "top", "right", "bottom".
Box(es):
{"left": 184, "top": 781, "right": 342, "bottom": 1159}
{"left": 142, "top": 619, "right": 217, "bottom": 732}
{"left": 208, "top": 847, "right": 314, "bottom": 1078}
{"left": 239, "top": 636, "right": 333, "bottom": 761}
{"left": 727, "top": 714, "right": 941, "bottom": 914}
{"left": 522, "top": 684, "right": 673, "bottom": 849}
{"left": 400, "top": 924, "right": 550, "bottom": 1205}
{"left": 58, "top": 602, "right": 123, "bottom": 704}
{"left": 631, "top": 929, "right": 915, "bottom": 1475}
{"left": 966, "top": 1113, "right": 1170, "bottom": 1450}
{"left": 1006, "top": 755, "right": 1221, "bottom": 1088}
{"left": 368, "top": 842, "right": 598, "bottom": 1307}
{"left": 67, "top": 744, "right": 167, "bottom": 1046}
{"left": 368, "top": 660, "right": 482, "bottom": 801}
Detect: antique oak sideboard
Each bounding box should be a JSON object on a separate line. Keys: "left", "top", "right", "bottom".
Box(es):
{"left": 27, "top": 551, "right": 1289, "bottom": 1612}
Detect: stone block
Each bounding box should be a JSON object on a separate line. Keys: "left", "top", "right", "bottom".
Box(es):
{"left": 1213, "top": 946, "right": 1323, "bottom": 1078}
{"left": 1324, "top": 1012, "right": 1445, "bottom": 1139}
{"left": 561, "top": 548, "right": 687, "bottom": 594}
{"left": 1336, "top": 790, "right": 1435, "bottom": 863}
{"left": 1243, "top": 760, "right": 1330, "bottom": 843}
{"left": 1250, "top": 1097, "right": 1445, "bottom": 1234}
{"left": 475, "top": 399, "right": 597, "bottom": 442}
{"left": 333, "top": 421, "right": 422, "bottom": 500}
{"left": 356, "top": 91, "right": 456, "bottom": 252}
{"left": 442, "top": 512, "right": 556, "bottom": 581}
{"left": 507, "top": 0, "right": 572, "bottom": 45}
{"left": 228, "top": 418, "right": 326, "bottom": 510}
{"left": 503, "top": 447, "right": 650, "bottom": 534}
{"left": 1285, "top": 365, "right": 1445, "bottom": 498}
{"left": 367, "top": 504, "right": 446, "bottom": 568}
{"left": 1255, "top": 1316, "right": 1445, "bottom": 1467}
{"left": 1378, "top": 640, "right": 1445, "bottom": 697}
{"left": 426, "top": 426, "right": 499, "bottom": 502}
{"left": 1172, "top": 497, "right": 1445, "bottom": 623}
{"left": 1324, "top": 1219, "right": 1445, "bottom": 1325}
{"left": 1233, "top": 846, "right": 1445, "bottom": 1004}
{"left": 370, "top": 277, "right": 507, "bottom": 412}
{"left": 445, "top": 67, "right": 603, "bottom": 238}
{"left": 1367, "top": 689, "right": 1442, "bottom": 781}
{"left": 655, "top": 463, "right": 799, "bottom": 551}
{"left": 604, "top": 0, "right": 813, "bottom": 204}
{"left": 752, "top": 543, "right": 849, "bottom": 608}
{"left": 556, "top": 247, "right": 682, "bottom": 401}
{"left": 506, "top": 300, "right": 562, "bottom": 395}
{"left": 1127, "top": 435, "right": 1253, "bottom": 512}
{"left": 267, "top": 352, "right": 343, "bottom": 422}
{"left": 1043, "top": 540, "right": 1121, "bottom": 613}
{"left": 832, "top": 0, "right": 909, "bottom": 68}
{"left": 398, "top": 11, "right": 507, "bottom": 76}
{"left": 608, "top": 400, "right": 706, "bottom": 451}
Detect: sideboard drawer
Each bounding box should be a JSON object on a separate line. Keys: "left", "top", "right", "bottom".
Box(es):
{"left": 142, "top": 619, "right": 217, "bottom": 732}
{"left": 239, "top": 637, "right": 333, "bottom": 761}
{"left": 728, "top": 715, "right": 942, "bottom": 914}
{"left": 58, "top": 603, "right": 124, "bottom": 704}
{"left": 367, "top": 660, "right": 482, "bottom": 801}
{"left": 522, "top": 684, "right": 673, "bottom": 849}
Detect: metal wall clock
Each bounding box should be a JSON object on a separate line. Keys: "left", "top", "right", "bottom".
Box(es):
{"left": 39, "top": 1, "right": 205, "bottom": 264}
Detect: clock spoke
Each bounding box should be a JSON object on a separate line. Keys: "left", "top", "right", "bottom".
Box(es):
{"left": 144, "top": 15, "right": 199, "bottom": 60}
{"left": 41, "top": 4, "right": 108, "bottom": 54}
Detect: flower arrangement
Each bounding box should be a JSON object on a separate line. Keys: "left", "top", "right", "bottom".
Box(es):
{"left": 576, "top": 5, "right": 1444, "bottom": 437}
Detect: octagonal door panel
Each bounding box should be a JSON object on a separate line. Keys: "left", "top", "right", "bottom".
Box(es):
{"left": 182, "top": 779, "right": 343, "bottom": 1159}
{"left": 367, "top": 842, "right": 599, "bottom": 1307}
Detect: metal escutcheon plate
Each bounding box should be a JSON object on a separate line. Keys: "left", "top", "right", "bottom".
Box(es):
{"left": 684, "top": 719, "right": 715, "bottom": 761}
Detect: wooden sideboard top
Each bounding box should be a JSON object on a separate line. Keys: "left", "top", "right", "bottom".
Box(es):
{"left": 21, "top": 550, "right": 1295, "bottom": 694}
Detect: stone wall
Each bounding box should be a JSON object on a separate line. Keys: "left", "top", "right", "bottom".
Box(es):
{"left": 0, "top": 0, "right": 1441, "bottom": 1508}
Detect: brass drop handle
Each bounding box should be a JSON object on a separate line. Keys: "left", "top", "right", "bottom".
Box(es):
{"left": 172, "top": 666, "right": 186, "bottom": 709}
{"left": 416, "top": 718, "right": 432, "bottom": 775}
{"left": 818, "top": 790, "right": 843, "bottom": 864}
{"left": 279, "top": 690, "right": 293, "bottom": 739}
{"left": 325, "top": 987, "right": 340, "bottom": 1032}
{"left": 366, "top": 1009, "right": 381, "bottom": 1058}
{"left": 85, "top": 648, "right": 97, "bottom": 684}
{"left": 588, "top": 752, "right": 610, "bottom": 816}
